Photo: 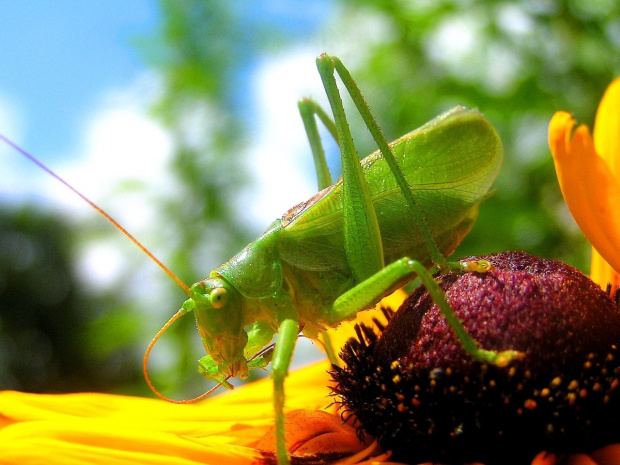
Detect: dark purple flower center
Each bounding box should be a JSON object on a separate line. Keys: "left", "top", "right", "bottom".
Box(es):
{"left": 332, "top": 251, "right": 620, "bottom": 464}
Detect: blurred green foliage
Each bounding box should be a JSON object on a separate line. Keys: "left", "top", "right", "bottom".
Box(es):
{"left": 331, "top": 0, "right": 620, "bottom": 270}
{"left": 2, "top": 0, "right": 619, "bottom": 394}
{"left": 0, "top": 206, "right": 143, "bottom": 392}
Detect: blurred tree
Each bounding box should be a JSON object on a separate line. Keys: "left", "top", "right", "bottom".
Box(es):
{"left": 327, "top": 0, "right": 620, "bottom": 270}
{"left": 0, "top": 206, "right": 143, "bottom": 393}
{"left": 134, "top": 1, "right": 257, "bottom": 396}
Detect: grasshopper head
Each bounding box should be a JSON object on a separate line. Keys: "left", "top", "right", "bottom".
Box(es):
{"left": 184, "top": 275, "right": 249, "bottom": 379}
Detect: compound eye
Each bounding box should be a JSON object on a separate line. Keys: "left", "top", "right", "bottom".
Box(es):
{"left": 209, "top": 287, "right": 228, "bottom": 309}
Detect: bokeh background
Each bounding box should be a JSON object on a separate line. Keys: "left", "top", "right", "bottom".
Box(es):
{"left": 1, "top": 0, "right": 619, "bottom": 397}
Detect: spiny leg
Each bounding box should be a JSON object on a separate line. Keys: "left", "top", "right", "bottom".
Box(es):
{"left": 297, "top": 98, "right": 336, "bottom": 191}
{"left": 330, "top": 257, "right": 521, "bottom": 366}
{"left": 314, "top": 54, "right": 516, "bottom": 366}
{"left": 313, "top": 54, "right": 447, "bottom": 281}
{"left": 314, "top": 54, "right": 444, "bottom": 372}
{"left": 318, "top": 53, "right": 446, "bottom": 268}
{"left": 315, "top": 55, "right": 385, "bottom": 285}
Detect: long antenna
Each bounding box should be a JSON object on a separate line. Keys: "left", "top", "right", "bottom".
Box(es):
{"left": 143, "top": 308, "right": 226, "bottom": 403}
{"left": 1, "top": 134, "right": 192, "bottom": 297}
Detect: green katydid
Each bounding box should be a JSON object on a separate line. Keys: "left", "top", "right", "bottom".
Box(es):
{"left": 2, "top": 53, "right": 518, "bottom": 465}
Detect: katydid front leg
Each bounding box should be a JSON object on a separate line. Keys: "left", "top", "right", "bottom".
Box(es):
{"left": 271, "top": 312, "right": 299, "bottom": 465}
{"left": 245, "top": 320, "right": 275, "bottom": 359}
{"left": 197, "top": 320, "right": 276, "bottom": 391}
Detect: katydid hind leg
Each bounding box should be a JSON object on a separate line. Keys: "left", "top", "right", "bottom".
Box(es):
{"left": 330, "top": 257, "right": 521, "bottom": 367}
{"left": 313, "top": 55, "right": 509, "bottom": 368}
{"left": 318, "top": 55, "right": 518, "bottom": 369}
{"left": 245, "top": 320, "right": 275, "bottom": 358}
{"left": 315, "top": 54, "right": 385, "bottom": 285}
{"left": 327, "top": 55, "right": 446, "bottom": 268}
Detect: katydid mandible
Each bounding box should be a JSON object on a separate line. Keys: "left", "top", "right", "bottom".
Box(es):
{"left": 3, "top": 53, "right": 513, "bottom": 465}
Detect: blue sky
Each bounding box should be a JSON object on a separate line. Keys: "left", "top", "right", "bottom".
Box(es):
{"left": 0, "top": 2, "right": 159, "bottom": 160}
{"left": 0, "top": 1, "right": 339, "bottom": 280}
{"left": 0, "top": 1, "right": 338, "bottom": 373}
{"left": 0, "top": 2, "right": 337, "bottom": 217}
{"left": 0, "top": 1, "right": 333, "bottom": 162}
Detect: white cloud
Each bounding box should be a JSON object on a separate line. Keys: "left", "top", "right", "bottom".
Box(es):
{"left": 237, "top": 48, "right": 329, "bottom": 230}
{"left": 48, "top": 73, "right": 174, "bottom": 224}
{"left": 0, "top": 94, "right": 29, "bottom": 200}
{"left": 1, "top": 72, "right": 175, "bottom": 218}
{"left": 66, "top": 74, "right": 177, "bottom": 293}
{"left": 0, "top": 72, "right": 177, "bottom": 293}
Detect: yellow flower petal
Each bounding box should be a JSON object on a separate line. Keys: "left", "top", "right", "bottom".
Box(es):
{"left": 0, "top": 419, "right": 259, "bottom": 465}
{"left": 0, "top": 359, "right": 401, "bottom": 464}
{"left": 590, "top": 249, "right": 620, "bottom": 294}
{"left": 591, "top": 78, "right": 620, "bottom": 290}
{"left": 593, "top": 78, "right": 620, "bottom": 179}
{"left": 0, "top": 361, "right": 335, "bottom": 465}
{"left": 327, "top": 289, "right": 407, "bottom": 360}
{"left": 549, "top": 111, "right": 620, "bottom": 283}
